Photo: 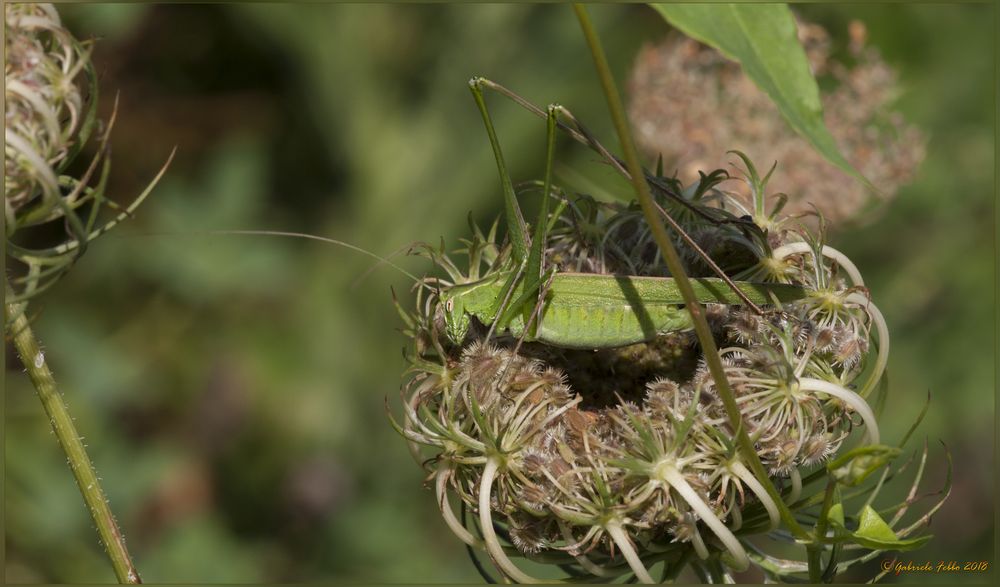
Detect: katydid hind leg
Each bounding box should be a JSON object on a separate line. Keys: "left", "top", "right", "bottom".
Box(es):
{"left": 474, "top": 79, "right": 755, "bottom": 229}
{"left": 524, "top": 104, "right": 558, "bottom": 289}
{"left": 471, "top": 79, "right": 772, "bottom": 328}
{"left": 469, "top": 82, "right": 563, "bottom": 344}
{"left": 521, "top": 104, "right": 560, "bottom": 327}
{"left": 473, "top": 80, "right": 759, "bottom": 311}
{"left": 469, "top": 77, "right": 529, "bottom": 265}
{"left": 551, "top": 108, "right": 763, "bottom": 314}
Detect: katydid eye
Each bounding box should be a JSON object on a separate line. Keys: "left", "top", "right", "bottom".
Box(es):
{"left": 445, "top": 299, "right": 454, "bottom": 312}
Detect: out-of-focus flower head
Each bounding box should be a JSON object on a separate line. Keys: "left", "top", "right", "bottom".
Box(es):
{"left": 4, "top": 3, "right": 170, "bottom": 302}
{"left": 5, "top": 3, "right": 90, "bottom": 218}
{"left": 628, "top": 19, "right": 926, "bottom": 226}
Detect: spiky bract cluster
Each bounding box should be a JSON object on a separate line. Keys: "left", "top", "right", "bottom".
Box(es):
{"left": 392, "top": 160, "right": 895, "bottom": 582}
{"left": 4, "top": 3, "right": 169, "bottom": 302}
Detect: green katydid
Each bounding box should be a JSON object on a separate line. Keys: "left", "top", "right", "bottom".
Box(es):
{"left": 437, "top": 78, "right": 808, "bottom": 351}
{"left": 441, "top": 269, "right": 807, "bottom": 350}
{"left": 211, "top": 79, "right": 807, "bottom": 352}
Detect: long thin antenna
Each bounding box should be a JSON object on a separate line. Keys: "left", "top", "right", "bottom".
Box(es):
{"left": 173, "top": 229, "right": 432, "bottom": 290}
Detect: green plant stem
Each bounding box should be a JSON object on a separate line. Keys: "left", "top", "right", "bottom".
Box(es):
{"left": 4, "top": 283, "right": 141, "bottom": 584}
{"left": 806, "top": 544, "right": 823, "bottom": 583}
{"left": 807, "top": 480, "right": 838, "bottom": 582}
{"left": 571, "top": 3, "right": 809, "bottom": 543}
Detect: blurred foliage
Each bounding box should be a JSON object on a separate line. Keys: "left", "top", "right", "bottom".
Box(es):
{"left": 4, "top": 3, "right": 993, "bottom": 583}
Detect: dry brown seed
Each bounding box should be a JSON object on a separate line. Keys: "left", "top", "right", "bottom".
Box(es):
{"left": 564, "top": 408, "right": 595, "bottom": 436}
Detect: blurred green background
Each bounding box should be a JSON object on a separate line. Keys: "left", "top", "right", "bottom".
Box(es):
{"left": 4, "top": 3, "right": 993, "bottom": 583}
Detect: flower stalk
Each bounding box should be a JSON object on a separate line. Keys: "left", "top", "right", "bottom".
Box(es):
{"left": 5, "top": 283, "right": 140, "bottom": 584}
{"left": 604, "top": 520, "right": 654, "bottom": 583}
{"left": 4, "top": 5, "right": 167, "bottom": 581}
{"left": 571, "top": 2, "right": 809, "bottom": 542}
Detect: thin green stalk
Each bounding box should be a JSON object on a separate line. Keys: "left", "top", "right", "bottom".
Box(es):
{"left": 571, "top": 3, "right": 809, "bottom": 542}
{"left": 5, "top": 282, "right": 141, "bottom": 584}
{"left": 806, "top": 543, "right": 823, "bottom": 582}
{"left": 808, "top": 480, "right": 838, "bottom": 582}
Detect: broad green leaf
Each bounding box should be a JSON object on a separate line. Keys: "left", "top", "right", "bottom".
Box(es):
{"left": 651, "top": 3, "right": 874, "bottom": 190}
{"left": 856, "top": 506, "right": 899, "bottom": 544}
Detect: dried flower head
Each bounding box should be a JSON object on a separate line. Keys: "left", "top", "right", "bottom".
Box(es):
{"left": 4, "top": 2, "right": 89, "bottom": 215}
{"left": 4, "top": 3, "right": 171, "bottom": 302}
{"left": 389, "top": 153, "right": 909, "bottom": 582}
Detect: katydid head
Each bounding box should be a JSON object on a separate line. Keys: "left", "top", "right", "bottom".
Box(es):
{"left": 440, "top": 289, "right": 471, "bottom": 345}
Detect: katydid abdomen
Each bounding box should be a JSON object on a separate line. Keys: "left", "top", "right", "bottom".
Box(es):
{"left": 504, "top": 273, "right": 807, "bottom": 350}
{"left": 508, "top": 301, "right": 692, "bottom": 349}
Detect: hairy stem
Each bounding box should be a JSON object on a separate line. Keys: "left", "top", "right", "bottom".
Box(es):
{"left": 572, "top": 3, "right": 809, "bottom": 542}
{"left": 4, "top": 283, "right": 140, "bottom": 583}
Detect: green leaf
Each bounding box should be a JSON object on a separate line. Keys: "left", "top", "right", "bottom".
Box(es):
{"left": 856, "top": 506, "right": 898, "bottom": 543}
{"left": 828, "top": 502, "right": 846, "bottom": 529}
{"left": 651, "top": 3, "right": 874, "bottom": 190}
{"left": 827, "top": 504, "right": 933, "bottom": 552}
